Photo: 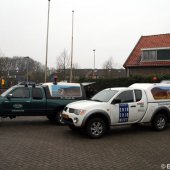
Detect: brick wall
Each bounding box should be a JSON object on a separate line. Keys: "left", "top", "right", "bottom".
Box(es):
{"left": 127, "top": 66, "right": 170, "bottom": 77}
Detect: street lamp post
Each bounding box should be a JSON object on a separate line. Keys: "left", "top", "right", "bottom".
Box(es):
{"left": 93, "top": 49, "right": 95, "bottom": 78}
{"left": 93, "top": 49, "right": 95, "bottom": 70}
{"left": 70, "top": 10, "right": 74, "bottom": 83}
{"left": 45, "top": 0, "right": 51, "bottom": 83}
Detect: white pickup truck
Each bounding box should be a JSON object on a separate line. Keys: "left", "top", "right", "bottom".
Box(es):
{"left": 62, "top": 83, "right": 170, "bottom": 138}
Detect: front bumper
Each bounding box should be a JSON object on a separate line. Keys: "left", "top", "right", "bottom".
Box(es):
{"left": 62, "top": 111, "right": 83, "bottom": 127}
{"left": 62, "top": 113, "right": 74, "bottom": 125}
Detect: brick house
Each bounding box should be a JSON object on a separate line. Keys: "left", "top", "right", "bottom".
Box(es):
{"left": 123, "top": 34, "right": 170, "bottom": 77}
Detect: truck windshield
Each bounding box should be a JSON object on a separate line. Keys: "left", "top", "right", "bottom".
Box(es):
{"left": 91, "top": 89, "right": 118, "bottom": 102}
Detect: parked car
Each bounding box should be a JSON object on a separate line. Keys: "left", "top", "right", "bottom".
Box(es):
{"left": 62, "top": 83, "right": 170, "bottom": 138}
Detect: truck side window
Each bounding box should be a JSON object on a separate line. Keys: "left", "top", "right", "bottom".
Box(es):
{"left": 115, "top": 90, "right": 134, "bottom": 103}
{"left": 134, "top": 90, "right": 142, "bottom": 102}
{"left": 51, "top": 85, "right": 82, "bottom": 98}
{"left": 151, "top": 87, "right": 170, "bottom": 100}
{"left": 11, "top": 87, "right": 30, "bottom": 98}
{"left": 32, "top": 88, "right": 43, "bottom": 100}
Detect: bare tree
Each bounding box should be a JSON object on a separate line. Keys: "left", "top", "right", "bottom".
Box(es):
{"left": 102, "top": 57, "right": 115, "bottom": 79}
{"left": 103, "top": 57, "right": 114, "bottom": 69}
{"left": 0, "top": 49, "right": 5, "bottom": 57}
{"left": 0, "top": 56, "right": 45, "bottom": 84}
{"left": 56, "top": 50, "right": 70, "bottom": 80}
{"left": 71, "top": 62, "right": 80, "bottom": 81}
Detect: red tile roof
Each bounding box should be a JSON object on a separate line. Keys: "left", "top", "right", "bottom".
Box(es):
{"left": 123, "top": 34, "right": 170, "bottom": 67}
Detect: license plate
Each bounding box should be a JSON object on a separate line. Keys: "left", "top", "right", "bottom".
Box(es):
{"left": 63, "top": 114, "right": 69, "bottom": 119}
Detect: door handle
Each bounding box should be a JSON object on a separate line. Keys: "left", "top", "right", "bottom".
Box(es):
{"left": 26, "top": 101, "right": 30, "bottom": 103}
{"left": 130, "top": 105, "right": 136, "bottom": 108}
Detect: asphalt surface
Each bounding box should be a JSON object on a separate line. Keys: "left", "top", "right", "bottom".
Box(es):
{"left": 0, "top": 116, "right": 170, "bottom": 170}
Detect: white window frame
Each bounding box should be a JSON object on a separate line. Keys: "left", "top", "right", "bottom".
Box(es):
{"left": 141, "top": 47, "right": 170, "bottom": 61}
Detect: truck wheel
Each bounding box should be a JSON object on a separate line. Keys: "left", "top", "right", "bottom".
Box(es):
{"left": 56, "top": 110, "right": 65, "bottom": 125}
{"left": 152, "top": 114, "right": 167, "bottom": 131}
{"left": 86, "top": 118, "right": 107, "bottom": 138}
{"left": 47, "top": 110, "right": 65, "bottom": 125}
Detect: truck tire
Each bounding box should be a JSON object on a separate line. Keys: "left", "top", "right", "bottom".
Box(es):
{"left": 85, "top": 118, "right": 107, "bottom": 138}
{"left": 56, "top": 110, "right": 65, "bottom": 125}
{"left": 152, "top": 114, "right": 167, "bottom": 131}
{"left": 46, "top": 115, "right": 53, "bottom": 121}
{"left": 47, "top": 110, "right": 65, "bottom": 125}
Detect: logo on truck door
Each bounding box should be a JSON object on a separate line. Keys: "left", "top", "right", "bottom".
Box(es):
{"left": 13, "top": 104, "right": 23, "bottom": 109}
{"left": 119, "top": 104, "right": 129, "bottom": 123}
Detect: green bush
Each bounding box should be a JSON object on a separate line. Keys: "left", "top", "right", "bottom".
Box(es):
{"left": 79, "top": 75, "right": 168, "bottom": 92}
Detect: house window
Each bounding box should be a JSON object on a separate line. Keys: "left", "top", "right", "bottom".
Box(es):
{"left": 142, "top": 48, "right": 170, "bottom": 61}
{"left": 157, "top": 49, "right": 170, "bottom": 60}
{"left": 142, "top": 50, "right": 156, "bottom": 61}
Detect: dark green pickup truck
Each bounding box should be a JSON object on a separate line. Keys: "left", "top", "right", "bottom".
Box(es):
{"left": 0, "top": 82, "right": 88, "bottom": 124}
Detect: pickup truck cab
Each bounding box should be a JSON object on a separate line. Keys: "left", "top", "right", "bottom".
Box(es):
{"left": 0, "top": 82, "right": 86, "bottom": 124}
{"left": 62, "top": 83, "right": 170, "bottom": 138}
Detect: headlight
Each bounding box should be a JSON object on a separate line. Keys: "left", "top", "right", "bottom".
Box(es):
{"left": 74, "top": 109, "right": 86, "bottom": 115}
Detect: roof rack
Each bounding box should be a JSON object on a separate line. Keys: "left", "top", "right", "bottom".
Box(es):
{"left": 17, "top": 81, "right": 37, "bottom": 87}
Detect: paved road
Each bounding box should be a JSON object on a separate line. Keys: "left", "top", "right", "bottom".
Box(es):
{"left": 0, "top": 116, "right": 170, "bottom": 170}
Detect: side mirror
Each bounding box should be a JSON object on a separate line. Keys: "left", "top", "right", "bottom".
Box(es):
{"left": 7, "top": 93, "right": 13, "bottom": 100}
{"left": 112, "top": 99, "right": 121, "bottom": 104}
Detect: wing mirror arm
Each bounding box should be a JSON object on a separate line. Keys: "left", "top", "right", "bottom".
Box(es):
{"left": 7, "top": 93, "right": 12, "bottom": 100}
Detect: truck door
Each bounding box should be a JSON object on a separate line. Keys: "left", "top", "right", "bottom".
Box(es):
{"left": 110, "top": 90, "right": 139, "bottom": 124}
{"left": 30, "top": 87, "right": 46, "bottom": 115}
{"left": 134, "top": 89, "right": 147, "bottom": 120}
{"left": 2, "top": 87, "right": 31, "bottom": 115}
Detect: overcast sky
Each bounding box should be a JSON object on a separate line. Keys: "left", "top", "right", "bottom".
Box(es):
{"left": 0, "top": 0, "right": 170, "bottom": 69}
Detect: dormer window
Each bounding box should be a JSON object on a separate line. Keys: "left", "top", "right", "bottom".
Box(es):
{"left": 142, "top": 50, "right": 156, "bottom": 61}
{"left": 157, "top": 49, "right": 170, "bottom": 60}
{"left": 141, "top": 48, "right": 170, "bottom": 61}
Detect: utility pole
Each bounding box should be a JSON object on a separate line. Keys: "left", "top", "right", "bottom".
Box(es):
{"left": 24, "top": 56, "right": 29, "bottom": 82}
{"left": 70, "top": 10, "right": 74, "bottom": 83}
{"left": 45, "top": 0, "right": 51, "bottom": 82}
{"left": 93, "top": 49, "right": 95, "bottom": 78}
